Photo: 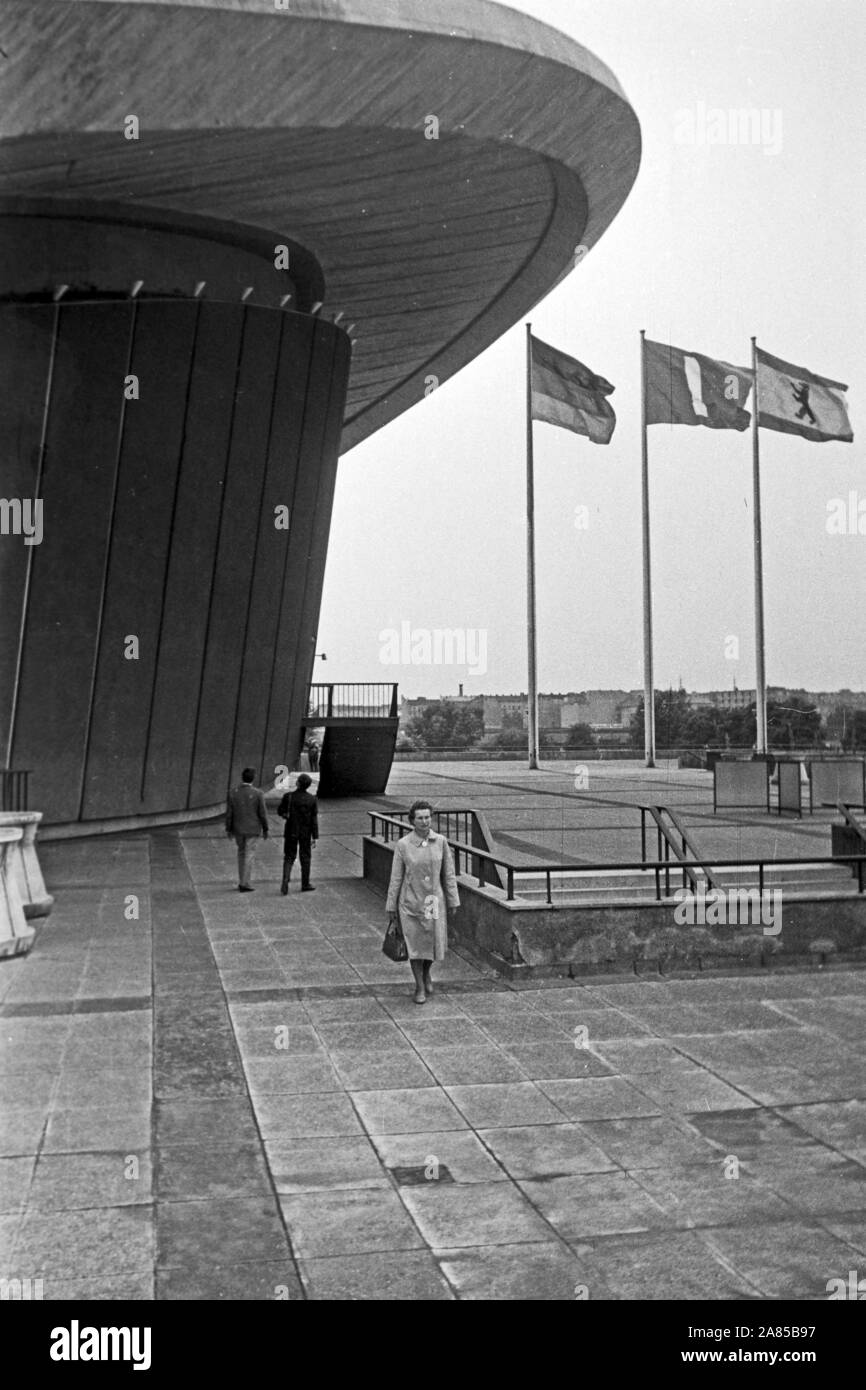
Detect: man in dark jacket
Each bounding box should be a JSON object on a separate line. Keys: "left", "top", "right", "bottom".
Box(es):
{"left": 277, "top": 773, "right": 318, "bottom": 893}
{"left": 226, "top": 767, "right": 269, "bottom": 892}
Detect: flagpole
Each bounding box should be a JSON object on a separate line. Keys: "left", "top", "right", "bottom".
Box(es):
{"left": 639, "top": 330, "right": 656, "bottom": 768}
{"left": 750, "top": 336, "right": 768, "bottom": 755}
{"left": 526, "top": 323, "right": 539, "bottom": 770}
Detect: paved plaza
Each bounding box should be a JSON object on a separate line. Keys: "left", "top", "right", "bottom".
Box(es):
{"left": 1, "top": 763, "right": 865, "bottom": 1300}
{"left": 391, "top": 758, "right": 839, "bottom": 868}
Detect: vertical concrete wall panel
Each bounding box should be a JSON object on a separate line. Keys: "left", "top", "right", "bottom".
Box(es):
{"left": 139, "top": 305, "right": 245, "bottom": 814}
{"left": 82, "top": 301, "right": 199, "bottom": 819}
{"left": 258, "top": 313, "right": 316, "bottom": 780}
{"left": 188, "top": 306, "right": 283, "bottom": 806}
{"left": 11, "top": 304, "right": 131, "bottom": 819}
{"left": 0, "top": 307, "right": 53, "bottom": 761}
{"left": 231, "top": 314, "right": 295, "bottom": 787}
{"left": 273, "top": 321, "right": 347, "bottom": 780}
{"left": 289, "top": 330, "right": 352, "bottom": 762}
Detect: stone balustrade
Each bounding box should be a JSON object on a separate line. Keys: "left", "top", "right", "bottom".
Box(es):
{"left": 0, "top": 811, "right": 53, "bottom": 919}
{"left": 0, "top": 826, "right": 36, "bottom": 958}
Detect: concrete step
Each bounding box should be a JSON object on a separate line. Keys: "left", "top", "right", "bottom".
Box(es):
{"left": 713, "top": 865, "right": 853, "bottom": 889}
{"left": 514, "top": 861, "right": 858, "bottom": 904}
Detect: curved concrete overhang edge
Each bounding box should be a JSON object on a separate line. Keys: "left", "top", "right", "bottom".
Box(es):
{"left": 0, "top": 0, "right": 642, "bottom": 453}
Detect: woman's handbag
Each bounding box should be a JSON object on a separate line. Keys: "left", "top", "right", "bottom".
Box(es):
{"left": 382, "top": 916, "right": 408, "bottom": 962}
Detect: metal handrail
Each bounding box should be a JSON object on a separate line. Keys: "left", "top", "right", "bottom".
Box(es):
{"left": 306, "top": 682, "right": 398, "bottom": 720}
{"left": 640, "top": 805, "right": 720, "bottom": 896}
{"left": 368, "top": 812, "right": 866, "bottom": 902}
{"left": 837, "top": 801, "right": 866, "bottom": 844}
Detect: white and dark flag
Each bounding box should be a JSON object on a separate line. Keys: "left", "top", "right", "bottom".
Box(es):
{"left": 644, "top": 339, "right": 752, "bottom": 430}
{"left": 530, "top": 334, "right": 616, "bottom": 444}
{"left": 757, "top": 347, "right": 853, "bottom": 443}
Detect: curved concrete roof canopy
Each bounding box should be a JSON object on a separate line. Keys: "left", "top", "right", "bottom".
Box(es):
{"left": 0, "top": 0, "right": 641, "bottom": 451}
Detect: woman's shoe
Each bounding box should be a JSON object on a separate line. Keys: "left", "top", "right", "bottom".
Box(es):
{"left": 413, "top": 988, "right": 427, "bottom": 1005}
{"left": 280, "top": 881, "right": 288, "bottom": 896}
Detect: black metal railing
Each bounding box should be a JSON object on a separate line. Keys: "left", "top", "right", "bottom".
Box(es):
{"left": 306, "top": 683, "right": 398, "bottom": 720}
{"left": 367, "top": 812, "right": 866, "bottom": 904}
{"left": 372, "top": 808, "right": 497, "bottom": 884}
{"left": 430, "top": 809, "right": 474, "bottom": 845}
{"left": 640, "top": 805, "right": 721, "bottom": 896}
{"left": 837, "top": 802, "right": 866, "bottom": 844}
{"left": 0, "top": 769, "right": 29, "bottom": 812}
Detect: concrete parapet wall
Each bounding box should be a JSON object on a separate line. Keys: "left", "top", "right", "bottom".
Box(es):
{"left": 363, "top": 835, "right": 866, "bottom": 977}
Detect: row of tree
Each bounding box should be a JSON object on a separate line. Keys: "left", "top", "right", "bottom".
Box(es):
{"left": 398, "top": 702, "right": 595, "bottom": 751}
{"left": 630, "top": 691, "right": 866, "bottom": 751}
{"left": 398, "top": 695, "right": 866, "bottom": 751}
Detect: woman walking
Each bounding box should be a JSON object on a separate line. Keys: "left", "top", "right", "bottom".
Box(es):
{"left": 385, "top": 800, "right": 460, "bottom": 1004}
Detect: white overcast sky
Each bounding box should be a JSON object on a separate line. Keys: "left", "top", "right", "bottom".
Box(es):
{"left": 318, "top": 0, "right": 865, "bottom": 700}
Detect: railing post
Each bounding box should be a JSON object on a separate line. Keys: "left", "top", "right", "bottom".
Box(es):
{"left": 507, "top": 867, "right": 514, "bottom": 901}
{"left": 546, "top": 869, "right": 552, "bottom": 904}
{"left": 759, "top": 862, "right": 764, "bottom": 896}
{"left": 640, "top": 808, "right": 646, "bottom": 862}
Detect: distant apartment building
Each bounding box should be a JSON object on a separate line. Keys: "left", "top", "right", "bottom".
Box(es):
{"left": 400, "top": 695, "right": 433, "bottom": 723}
{"left": 483, "top": 690, "right": 642, "bottom": 735}
{"left": 483, "top": 694, "right": 529, "bottom": 730}
{"left": 484, "top": 692, "right": 600, "bottom": 731}
{"left": 400, "top": 689, "right": 483, "bottom": 727}
{"left": 539, "top": 695, "right": 565, "bottom": 729}
{"left": 689, "top": 687, "right": 756, "bottom": 711}
{"left": 561, "top": 691, "right": 640, "bottom": 728}
{"left": 563, "top": 694, "right": 608, "bottom": 726}
{"left": 614, "top": 693, "right": 643, "bottom": 726}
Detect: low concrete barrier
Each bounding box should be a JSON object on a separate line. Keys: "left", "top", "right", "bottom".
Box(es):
{"left": 0, "top": 811, "right": 53, "bottom": 918}
{"left": 364, "top": 835, "right": 866, "bottom": 977}
{"left": 0, "top": 827, "right": 36, "bottom": 958}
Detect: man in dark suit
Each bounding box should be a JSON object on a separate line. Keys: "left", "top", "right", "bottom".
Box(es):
{"left": 226, "top": 767, "right": 269, "bottom": 892}
{"left": 277, "top": 772, "right": 319, "bottom": 893}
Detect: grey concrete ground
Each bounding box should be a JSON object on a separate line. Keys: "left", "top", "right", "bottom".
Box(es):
{"left": 1, "top": 762, "right": 864, "bottom": 1300}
